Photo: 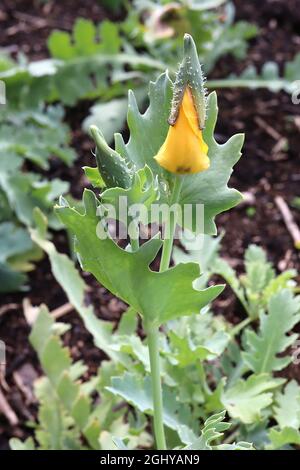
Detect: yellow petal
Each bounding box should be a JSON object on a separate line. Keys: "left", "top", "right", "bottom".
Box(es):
{"left": 154, "top": 88, "right": 209, "bottom": 174}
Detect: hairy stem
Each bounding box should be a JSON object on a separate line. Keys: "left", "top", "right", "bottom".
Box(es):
{"left": 160, "top": 175, "right": 184, "bottom": 271}
{"left": 146, "top": 175, "right": 184, "bottom": 450}
{"left": 129, "top": 218, "right": 140, "bottom": 252}
{"left": 145, "top": 322, "right": 167, "bottom": 450}
{"left": 129, "top": 234, "right": 139, "bottom": 252}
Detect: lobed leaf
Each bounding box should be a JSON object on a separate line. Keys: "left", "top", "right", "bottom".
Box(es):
{"left": 56, "top": 190, "right": 223, "bottom": 326}
{"left": 0, "top": 222, "right": 42, "bottom": 293}
{"left": 30, "top": 208, "right": 129, "bottom": 366}
{"left": 273, "top": 380, "right": 300, "bottom": 430}
{"left": 242, "top": 290, "right": 300, "bottom": 374}
{"left": 29, "top": 305, "right": 101, "bottom": 449}
{"left": 208, "top": 54, "right": 300, "bottom": 93}
{"left": 222, "top": 374, "right": 284, "bottom": 424}
{"left": 183, "top": 411, "right": 230, "bottom": 450}
{"left": 268, "top": 427, "right": 300, "bottom": 450}
{"left": 106, "top": 372, "right": 193, "bottom": 432}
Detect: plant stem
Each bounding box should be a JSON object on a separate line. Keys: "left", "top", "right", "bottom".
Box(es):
{"left": 160, "top": 175, "right": 184, "bottom": 271}
{"left": 146, "top": 175, "right": 184, "bottom": 450}
{"left": 145, "top": 322, "right": 167, "bottom": 450}
{"left": 129, "top": 218, "right": 139, "bottom": 252}
{"left": 130, "top": 234, "right": 139, "bottom": 252}
{"left": 230, "top": 316, "right": 252, "bottom": 337}
{"left": 197, "top": 362, "right": 211, "bottom": 395}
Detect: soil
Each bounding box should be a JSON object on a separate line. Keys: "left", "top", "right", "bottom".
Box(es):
{"left": 0, "top": 0, "right": 300, "bottom": 449}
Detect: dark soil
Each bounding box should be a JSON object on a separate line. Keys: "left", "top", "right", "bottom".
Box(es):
{"left": 0, "top": 0, "right": 300, "bottom": 449}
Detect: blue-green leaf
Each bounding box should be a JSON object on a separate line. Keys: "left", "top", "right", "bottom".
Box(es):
{"left": 56, "top": 190, "right": 223, "bottom": 326}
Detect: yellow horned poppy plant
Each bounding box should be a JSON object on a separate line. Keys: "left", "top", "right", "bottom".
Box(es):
{"left": 154, "top": 87, "right": 209, "bottom": 174}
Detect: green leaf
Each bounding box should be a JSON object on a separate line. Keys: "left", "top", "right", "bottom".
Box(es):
{"left": 204, "top": 19, "right": 257, "bottom": 73}
{"left": 48, "top": 18, "right": 121, "bottom": 60}
{"left": 112, "top": 437, "right": 129, "bottom": 450}
{"left": 168, "top": 329, "right": 229, "bottom": 367}
{"left": 34, "top": 377, "right": 71, "bottom": 450}
{"left": 99, "top": 415, "right": 151, "bottom": 450}
{"left": 273, "top": 380, "right": 300, "bottom": 430}
{"left": 83, "top": 97, "right": 128, "bottom": 144}
{"left": 183, "top": 411, "right": 230, "bottom": 450}
{"left": 91, "top": 126, "right": 132, "bottom": 189}
{"left": 29, "top": 305, "right": 101, "bottom": 449}
{"left": 47, "top": 31, "right": 75, "bottom": 60}
{"left": 73, "top": 19, "right": 98, "bottom": 56}
{"left": 0, "top": 51, "right": 15, "bottom": 72}
{"left": 83, "top": 166, "right": 105, "bottom": 188}
{"left": 117, "top": 307, "right": 138, "bottom": 336}
{"left": 268, "top": 427, "right": 300, "bottom": 450}
{"left": 262, "top": 269, "right": 297, "bottom": 305}
{"left": 105, "top": 72, "right": 172, "bottom": 177}
{"left": 216, "top": 441, "right": 254, "bottom": 450}
{"left": 0, "top": 168, "right": 69, "bottom": 227}
{"left": 72, "top": 394, "right": 90, "bottom": 429}
{"left": 212, "top": 257, "right": 248, "bottom": 314}
{"left": 0, "top": 52, "right": 164, "bottom": 107}
{"left": 173, "top": 232, "right": 222, "bottom": 288}
{"left": 30, "top": 310, "right": 71, "bottom": 386}
{"left": 112, "top": 335, "right": 150, "bottom": 372}
{"left": 243, "top": 244, "right": 274, "bottom": 294}
{"left": 0, "top": 262, "right": 27, "bottom": 293}
{"left": 100, "top": 165, "right": 160, "bottom": 225}
{"left": 173, "top": 231, "right": 222, "bottom": 269}
{"left": 10, "top": 437, "right": 36, "bottom": 450}
{"left": 201, "top": 1, "right": 257, "bottom": 73}
{"left": 98, "top": 21, "right": 121, "bottom": 54}
{"left": 212, "top": 244, "right": 297, "bottom": 320}
{"left": 30, "top": 208, "right": 129, "bottom": 366}
{"left": 0, "top": 222, "right": 33, "bottom": 263}
{"left": 184, "top": 422, "right": 253, "bottom": 450}
{"left": 0, "top": 106, "right": 72, "bottom": 230}
{"left": 220, "top": 340, "right": 246, "bottom": 388}
{"left": 106, "top": 372, "right": 193, "bottom": 431}
{"left": 222, "top": 374, "right": 284, "bottom": 424}
{"left": 242, "top": 290, "right": 300, "bottom": 373}
{"left": 208, "top": 54, "right": 300, "bottom": 94}
{"left": 56, "top": 190, "right": 223, "bottom": 325}
{"left": 83, "top": 88, "right": 147, "bottom": 144}
{"left": 0, "top": 105, "right": 76, "bottom": 170}
{"left": 0, "top": 222, "right": 42, "bottom": 293}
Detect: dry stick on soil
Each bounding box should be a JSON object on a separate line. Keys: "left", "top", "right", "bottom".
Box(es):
{"left": 275, "top": 195, "right": 300, "bottom": 250}
{"left": 254, "top": 116, "right": 283, "bottom": 141}
{"left": 23, "top": 298, "right": 74, "bottom": 325}
{"left": 0, "top": 303, "right": 20, "bottom": 317}
{"left": 13, "top": 369, "right": 35, "bottom": 405}
{"left": 254, "top": 117, "right": 288, "bottom": 159}
{"left": 0, "top": 365, "right": 9, "bottom": 392}
{"left": 51, "top": 302, "right": 74, "bottom": 319}
{"left": 0, "top": 388, "right": 18, "bottom": 426}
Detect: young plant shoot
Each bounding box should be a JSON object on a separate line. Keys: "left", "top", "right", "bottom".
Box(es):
{"left": 56, "top": 34, "right": 244, "bottom": 450}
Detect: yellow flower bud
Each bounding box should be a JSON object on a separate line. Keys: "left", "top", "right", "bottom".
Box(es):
{"left": 154, "top": 87, "right": 210, "bottom": 174}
